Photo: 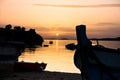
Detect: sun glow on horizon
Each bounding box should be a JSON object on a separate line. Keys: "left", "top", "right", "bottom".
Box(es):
{"left": 56, "top": 33, "right": 59, "bottom": 36}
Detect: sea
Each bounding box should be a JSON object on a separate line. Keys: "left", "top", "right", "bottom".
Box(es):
{"left": 19, "top": 40, "right": 120, "bottom": 73}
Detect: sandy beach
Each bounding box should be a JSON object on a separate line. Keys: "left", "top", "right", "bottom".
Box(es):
{"left": 1, "top": 71, "right": 81, "bottom": 80}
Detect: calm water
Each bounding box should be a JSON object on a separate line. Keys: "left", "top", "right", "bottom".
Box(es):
{"left": 19, "top": 40, "right": 120, "bottom": 73}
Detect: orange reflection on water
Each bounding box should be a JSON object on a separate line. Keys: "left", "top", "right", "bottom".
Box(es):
{"left": 19, "top": 40, "right": 80, "bottom": 73}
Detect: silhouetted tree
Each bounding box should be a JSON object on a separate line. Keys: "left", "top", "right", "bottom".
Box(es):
{"left": 5, "top": 24, "right": 12, "bottom": 30}
{"left": 14, "top": 26, "right": 21, "bottom": 31}
{"left": 28, "top": 28, "right": 36, "bottom": 34}
{"left": 21, "top": 27, "right": 25, "bottom": 31}
{"left": 0, "top": 24, "right": 44, "bottom": 46}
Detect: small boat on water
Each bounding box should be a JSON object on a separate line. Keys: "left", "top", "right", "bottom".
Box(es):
{"left": 43, "top": 44, "right": 49, "bottom": 47}
{"left": 0, "top": 41, "right": 23, "bottom": 61}
{"left": 14, "top": 61, "right": 47, "bottom": 72}
{"left": 74, "top": 24, "right": 120, "bottom": 80}
{"left": 0, "top": 46, "right": 20, "bottom": 61}
{"left": 0, "top": 41, "right": 24, "bottom": 73}
{"left": 65, "top": 43, "right": 76, "bottom": 50}
{"left": 49, "top": 41, "right": 53, "bottom": 44}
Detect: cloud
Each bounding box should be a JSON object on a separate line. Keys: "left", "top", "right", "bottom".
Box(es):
{"left": 33, "top": 4, "right": 120, "bottom": 8}
{"left": 90, "top": 22, "right": 120, "bottom": 37}
{"left": 87, "top": 22, "right": 120, "bottom": 33}
{"left": 35, "top": 26, "right": 75, "bottom": 32}
{"left": 56, "top": 27, "right": 75, "bottom": 32}
{"left": 94, "top": 22, "right": 120, "bottom": 26}
{"left": 35, "top": 26, "right": 50, "bottom": 31}
{"left": 35, "top": 26, "right": 76, "bottom": 39}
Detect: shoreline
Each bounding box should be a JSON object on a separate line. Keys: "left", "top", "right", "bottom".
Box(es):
{"left": 1, "top": 70, "right": 82, "bottom": 80}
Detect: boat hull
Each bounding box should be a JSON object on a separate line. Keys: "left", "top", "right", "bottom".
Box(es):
{"left": 14, "top": 62, "right": 47, "bottom": 72}
{"left": 74, "top": 25, "right": 120, "bottom": 80}
{"left": 83, "top": 46, "right": 120, "bottom": 80}
{"left": 91, "top": 46, "right": 120, "bottom": 70}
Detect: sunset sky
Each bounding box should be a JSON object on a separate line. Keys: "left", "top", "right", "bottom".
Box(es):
{"left": 0, "top": 0, "right": 120, "bottom": 39}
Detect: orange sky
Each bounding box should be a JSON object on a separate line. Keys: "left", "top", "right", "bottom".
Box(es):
{"left": 0, "top": 0, "right": 120, "bottom": 39}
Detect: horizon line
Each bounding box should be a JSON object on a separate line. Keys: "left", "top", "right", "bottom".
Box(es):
{"left": 33, "top": 3, "right": 120, "bottom": 8}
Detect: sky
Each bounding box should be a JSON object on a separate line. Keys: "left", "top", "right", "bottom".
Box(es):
{"left": 0, "top": 0, "right": 120, "bottom": 39}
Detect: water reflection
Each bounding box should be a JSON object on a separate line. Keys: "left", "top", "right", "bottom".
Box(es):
{"left": 55, "top": 40, "right": 59, "bottom": 50}
{"left": 19, "top": 40, "right": 80, "bottom": 73}
{"left": 19, "top": 40, "right": 120, "bottom": 73}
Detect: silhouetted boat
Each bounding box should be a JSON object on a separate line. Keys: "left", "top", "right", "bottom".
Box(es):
{"left": 14, "top": 62, "right": 47, "bottom": 72}
{"left": 43, "top": 44, "right": 49, "bottom": 47}
{"left": 0, "top": 41, "right": 23, "bottom": 61}
{"left": 49, "top": 41, "right": 53, "bottom": 44}
{"left": 0, "top": 47, "right": 20, "bottom": 61}
{"left": 74, "top": 25, "right": 120, "bottom": 80}
{"left": 65, "top": 43, "right": 76, "bottom": 50}
{"left": 0, "top": 41, "right": 23, "bottom": 73}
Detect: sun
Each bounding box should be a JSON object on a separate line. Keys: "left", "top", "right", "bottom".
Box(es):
{"left": 56, "top": 33, "right": 59, "bottom": 36}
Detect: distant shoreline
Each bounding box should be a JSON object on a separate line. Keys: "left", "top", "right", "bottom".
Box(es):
{"left": 90, "top": 37, "right": 120, "bottom": 41}
{"left": 44, "top": 37, "right": 120, "bottom": 41}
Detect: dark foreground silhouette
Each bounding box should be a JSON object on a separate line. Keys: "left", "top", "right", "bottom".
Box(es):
{"left": 0, "top": 71, "right": 81, "bottom": 80}
{"left": 0, "top": 24, "right": 44, "bottom": 46}
{"left": 74, "top": 24, "right": 120, "bottom": 80}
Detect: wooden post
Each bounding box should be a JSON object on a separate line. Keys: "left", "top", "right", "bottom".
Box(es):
{"left": 96, "top": 39, "right": 99, "bottom": 45}
{"left": 74, "top": 24, "right": 91, "bottom": 80}
{"left": 76, "top": 24, "right": 91, "bottom": 47}
{"left": 74, "top": 24, "right": 117, "bottom": 80}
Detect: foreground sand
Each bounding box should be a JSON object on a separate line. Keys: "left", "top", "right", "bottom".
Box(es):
{"left": 1, "top": 71, "right": 82, "bottom": 80}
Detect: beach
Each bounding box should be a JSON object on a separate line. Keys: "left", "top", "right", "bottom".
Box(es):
{"left": 1, "top": 71, "right": 81, "bottom": 80}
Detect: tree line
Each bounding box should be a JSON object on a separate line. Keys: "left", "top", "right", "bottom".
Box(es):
{"left": 0, "top": 24, "right": 44, "bottom": 46}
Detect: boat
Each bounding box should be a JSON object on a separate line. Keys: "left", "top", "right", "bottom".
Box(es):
{"left": 43, "top": 44, "right": 49, "bottom": 47}
{"left": 0, "top": 41, "right": 23, "bottom": 73}
{"left": 14, "top": 61, "right": 47, "bottom": 72}
{"left": 65, "top": 43, "right": 76, "bottom": 50}
{"left": 49, "top": 41, "right": 53, "bottom": 44}
{"left": 0, "top": 46, "right": 20, "bottom": 61}
{"left": 0, "top": 41, "right": 24, "bottom": 61}
{"left": 74, "top": 24, "right": 120, "bottom": 80}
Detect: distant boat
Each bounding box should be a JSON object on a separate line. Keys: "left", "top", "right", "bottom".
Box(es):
{"left": 65, "top": 43, "right": 76, "bottom": 50}
{"left": 43, "top": 44, "right": 49, "bottom": 47}
{"left": 49, "top": 41, "right": 53, "bottom": 44}
{"left": 14, "top": 61, "right": 47, "bottom": 72}
{"left": 74, "top": 25, "right": 120, "bottom": 80}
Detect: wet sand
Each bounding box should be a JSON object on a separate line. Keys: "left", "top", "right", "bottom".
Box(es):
{"left": 1, "top": 71, "right": 82, "bottom": 80}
